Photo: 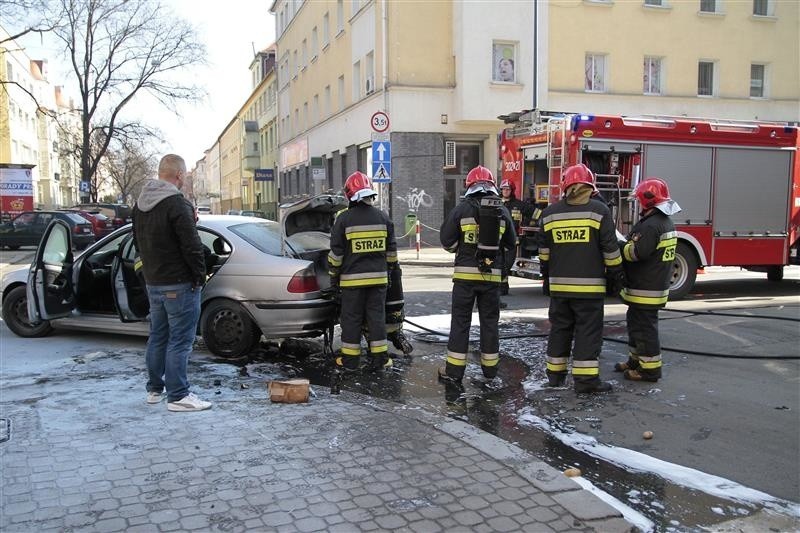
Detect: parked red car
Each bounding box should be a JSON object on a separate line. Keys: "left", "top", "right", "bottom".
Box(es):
{"left": 58, "top": 209, "right": 114, "bottom": 238}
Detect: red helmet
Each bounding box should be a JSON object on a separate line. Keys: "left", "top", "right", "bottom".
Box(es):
{"left": 561, "top": 164, "right": 596, "bottom": 192}
{"left": 633, "top": 177, "right": 671, "bottom": 209}
{"left": 344, "top": 171, "right": 377, "bottom": 202}
{"left": 465, "top": 166, "right": 496, "bottom": 188}
{"left": 499, "top": 179, "right": 516, "bottom": 195}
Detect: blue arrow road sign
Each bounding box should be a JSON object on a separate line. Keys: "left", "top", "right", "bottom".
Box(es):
{"left": 372, "top": 141, "right": 390, "bottom": 163}
{"left": 372, "top": 161, "right": 391, "bottom": 183}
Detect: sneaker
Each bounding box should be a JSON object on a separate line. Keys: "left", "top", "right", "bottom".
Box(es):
{"left": 146, "top": 391, "right": 163, "bottom": 404}
{"left": 167, "top": 393, "right": 212, "bottom": 412}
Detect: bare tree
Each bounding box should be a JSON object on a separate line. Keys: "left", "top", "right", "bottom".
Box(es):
{"left": 102, "top": 135, "right": 157, "bottom": 204}
{"left": 42, "top": 0, "right": 205, "bottom": 196}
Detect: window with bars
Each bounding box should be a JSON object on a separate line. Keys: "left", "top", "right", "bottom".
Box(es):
{"left": 643, "top": 57, "right": 663, "bottom": 95}
{"left": 698, "top": 61, "right": 715, "bottom": 96}
{"left": 585, "top": 54, "right": 606, "bottom": 92}
{"left": 750, "top": 64, "right": 765, "bottom": 97}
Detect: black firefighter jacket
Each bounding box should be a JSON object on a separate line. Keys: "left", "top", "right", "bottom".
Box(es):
{"left": 132, "top": 179, "right": 205, "bottom": 287}
{"left": 538, "top": 197, "right": 622, "bottom": 298}
{"left": 440, "top": 193, "right": 517, "bottom": 284}
{"left": 621, "top": 210, "right": 677, "bottom": 308}
{"left": 328, "top": 202, "right": 398, "bottom": 288}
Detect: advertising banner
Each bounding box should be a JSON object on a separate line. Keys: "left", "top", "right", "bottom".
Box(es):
{"left": 0, "top": 167, "right": 34, "bottom": 220}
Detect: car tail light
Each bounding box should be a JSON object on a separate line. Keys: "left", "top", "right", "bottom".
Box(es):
{"left": 114, "top": 217, "right": 124, "bottom": 226}
{"left": 287, "top": 268, "right": 320, "bottom": 293}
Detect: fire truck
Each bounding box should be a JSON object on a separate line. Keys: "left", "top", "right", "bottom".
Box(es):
{"left": 498, "top": 111, "right": 799, "bottom": 298}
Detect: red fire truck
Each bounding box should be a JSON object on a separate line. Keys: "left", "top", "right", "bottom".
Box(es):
{"left": 499, "top": 111, "right": 799, "bottom": 298}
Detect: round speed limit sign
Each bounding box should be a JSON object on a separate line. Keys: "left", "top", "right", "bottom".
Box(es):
{"left": 371, "top": 111, "right": 390, "bottom": 133}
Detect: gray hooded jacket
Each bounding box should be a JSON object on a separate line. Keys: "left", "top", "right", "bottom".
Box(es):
{"left": 132, "top": 179, "right": 205, "bottom": 286}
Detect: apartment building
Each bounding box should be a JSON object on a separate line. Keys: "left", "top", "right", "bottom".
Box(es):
{"left": 541, "top": 0, "right": 799, "bottom": 121}
{"left": 270, "top": 0, "right": 536, "bottom": 237}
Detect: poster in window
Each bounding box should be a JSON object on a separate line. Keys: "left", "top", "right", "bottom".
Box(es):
{"left": 535, "top": 185, "right": 550, "bottom": 203}
{"left": 493, "top": 43, "right": 515, "bottom": 83}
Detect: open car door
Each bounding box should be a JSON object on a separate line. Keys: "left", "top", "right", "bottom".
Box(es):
{"left": 111, "top": 233, "right": 149, "bottom": 322}
{"left": 27, "top": 219, "right": 76, "bottom": 322}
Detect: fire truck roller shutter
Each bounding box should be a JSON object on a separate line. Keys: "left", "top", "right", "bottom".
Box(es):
{"left": 642, "top": 145, "right": 713, "bottom": 226}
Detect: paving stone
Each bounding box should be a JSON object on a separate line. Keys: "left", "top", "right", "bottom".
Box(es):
{"left": 552, "top": 490, "right": 623, "bottom": 521}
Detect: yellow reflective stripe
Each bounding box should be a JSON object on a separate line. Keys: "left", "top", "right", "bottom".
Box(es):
{"left": 369, "top": 344, "right": 388, "bottom": 354}
{"left": 347, "top": 230, "right": 387, "bottom": 240}
{"left": 328, "top": 256, "right": 342, "bottom": 267}
{"left": 621, "top": 289, "right": 669, "bottom": 305}
{"left": 453, "top": 272, "right": 502, "bottom": 283}
{"left": 341, "top": 346, "right": 361, "bottom": 356}
{"left": 657, "top": 238, "right": 678, "bottom": 249}
{"left": 461, "top": 223, "right": 478, "bottom": 231}
{"left": 446, "top": 350, "right": 467, "bottom": 366}
{"left": 340, "top": 277, "right": 388, "bottom": 287}
{"left": 481, "top": 353, "right": 499, "bottom": 367}
{"left": 640, "top": 360, "right": 662, "bottom": 369}
{"left": 547, "top": 362, "right": 568, "bottom": 372}
{"left": 134, "top": 259, "right": 143, "bottom": 271}
{"left": 623, "top": 241, "right": 637, "bottom": 262}
{"left": 543, "top": 219, "right": 601, "bottom": 232}
{"left": 572, "top": 367, "right": 600, "bottom": 376}
{"left": 550, "top": 284, "right": 606, "bottom": 293}
{"left": 605, "top": 256, "right": 622, "bottom": 267}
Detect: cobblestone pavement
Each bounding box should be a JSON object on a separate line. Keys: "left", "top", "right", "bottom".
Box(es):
{"left": 0, "top": 348, "right": 633, "bottom": 532}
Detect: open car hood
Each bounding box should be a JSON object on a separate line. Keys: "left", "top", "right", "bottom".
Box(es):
{"left": 279, "top": 194, "right": 348, "bottom": 239}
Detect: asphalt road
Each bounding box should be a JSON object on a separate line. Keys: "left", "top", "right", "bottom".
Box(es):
{"left": 400, "top": 264, "right": 800, "bottom": 505}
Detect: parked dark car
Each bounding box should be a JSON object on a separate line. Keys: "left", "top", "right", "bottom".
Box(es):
{"left": 0, "top": 211, "right": 95, "bottom": 250}
{"left": 73, "top": 203, "right": 132, "bottom": 230}
{"left": 58, "top": 209, "right": 114, "bottom": 238}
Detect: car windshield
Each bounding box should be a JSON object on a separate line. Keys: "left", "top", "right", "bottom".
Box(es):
{"left": 227, "top": 221, "right": 283, "bottom": 256}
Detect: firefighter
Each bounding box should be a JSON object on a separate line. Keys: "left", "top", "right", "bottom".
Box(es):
{"left": 328, "top": 172, "right": 398, "bottom": 372}
{"left": 615, "top": 177, "right": 681, "bottom": 382}
{"left": 438, "top": 166, "right": 517, "bottom": 384}
{"left": 499, "top": 179, "right": 534, "bottom": 297}
{"left": 363, "top": 264, "right": 413, "bottom": 356}
{"left": 539, "top": 164, "right": 624, "bottom": 394}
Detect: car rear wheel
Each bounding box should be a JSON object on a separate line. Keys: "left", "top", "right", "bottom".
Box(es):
{"left": 1, "top": 285, "right": 54, "bottom": 338}
{"left": 200, "top": 299, "right": 262, "bottom": 358}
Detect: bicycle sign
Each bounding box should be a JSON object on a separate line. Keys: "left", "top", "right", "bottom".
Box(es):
{"left": 371, "top": 111, "right": 390, "bottom": 133}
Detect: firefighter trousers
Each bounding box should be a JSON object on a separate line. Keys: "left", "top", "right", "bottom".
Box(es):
{"left": 546, "top": 297, "right": 604, "bottom": 385}
{"left": 625, "top": 305, "right": 662, "bottom": 379}
{"left": 445, "top": 281, "right": 501, "bottom": 381}
{"left": 339, "top": 286, "right": 388, "bottom": 370}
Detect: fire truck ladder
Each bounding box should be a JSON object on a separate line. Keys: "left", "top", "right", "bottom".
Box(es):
{"left": 546, "top": 117, "right": 568, "bottom": 176}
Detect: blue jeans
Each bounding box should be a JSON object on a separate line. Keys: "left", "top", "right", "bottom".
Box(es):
{"left": 145, "top": 283, "right": 201, "bottom": 402}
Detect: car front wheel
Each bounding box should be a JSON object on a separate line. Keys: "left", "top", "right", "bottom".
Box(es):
{"left": 1, "top": 285, "right": 54, "bottom": 338}
{"left": 200, "top": 299, "right": 262, "bottom": 358}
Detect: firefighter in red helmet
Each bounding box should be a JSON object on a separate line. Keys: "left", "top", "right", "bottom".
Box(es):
{"left": 328, "top": 171, "right": 398, "bottom": 371}
{"left": 538, "top": 164, "right": 624, "bottom": 393}
{"left": 499, "top": 179, "right": 536, "bottom": 297}
{"left": 615, "top": 177, "right": 681, "bottom": 382}
{"left": 438, "top": 165, "right": 517, "bottom": 384}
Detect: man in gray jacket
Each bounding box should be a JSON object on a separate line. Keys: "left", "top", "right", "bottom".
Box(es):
{"left": 132, "top": 154, "right": 211, "bottom": 412}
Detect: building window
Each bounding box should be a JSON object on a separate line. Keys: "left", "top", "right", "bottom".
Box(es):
{"left": 6, "top": 61, "right": 13, "bottom": 81}
{"left": 697, "top": 61, "right": 715, "bottom": 96}
{"left": 293, "top": 50, "right": 299, "bottom": 78}
{"left": 337, "top": 0, "right": 344, "bottom": 33}
{"left": 644, "top": 0, "right": 663, "bottom": 5}
{"left": 643, "top": 56, "right": 663, "bottom": 95}
{"left": 352, "top": 60, "right": 361, "bottom": 100}
{"left": 302, "top": 40, "right": 307, "bottom": 68}
{"left": 365, "top": 51, "right": 374, "bottom": 93}
{"left": 338, "top": 75, "right": 345, "bottom": 111}
{"left": 325, "top": 85, "right": 331, "bottom": 117}
{"left": 322, "top": 13, "right": 330, "bottom": 47}
{"left": 700, "top": 0, "right": 714, "bottom": 11}
{"left": 492, "top": 42, "right": 517, "bottom": 83}
{"left": 303, "top": 102, "right": 308, "bottom": 131}
{"left": 585, "top": 53, "right": 606, "bottom": 92}
{"left": 311, "top": 27, "right": 318, "bottom": 59}
{"left": 313, "top": 94, "right": 319, "bottom": 123}
{"left": 753, "top": 0, "right": 771, "bottom": 15}
{"left": 750, "top": 64, "right": 766, "bottom": 97}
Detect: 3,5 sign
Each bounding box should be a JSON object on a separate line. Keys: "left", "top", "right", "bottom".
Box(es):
{"left": 371, "top": 111, "right": 390, "bottom": 133}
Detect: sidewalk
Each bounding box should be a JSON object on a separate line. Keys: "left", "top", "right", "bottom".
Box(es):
{"left": 0, "top": 346, "right": 634, "bottom": 532}
{"left": 398, "top": 246, "right": 454, "bottom": 267}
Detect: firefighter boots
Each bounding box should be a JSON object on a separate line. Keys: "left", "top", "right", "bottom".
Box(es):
{"left": 367, "top": 354, "right": 393, "bottom": 372}
{"left": 546, "top": 373, "right": 566, "bottom": 387}
{"left": 614, "top": 359, "right": 639, "bottom": 372}
{"left": 623, "top": 369, "right": 659, "bottom": 383}
{"left": 574, "top": 380, "right": 613, "bottom": 394}
{"left": 437, "top": 366, "right": 462, "bottom": 385}
{"left": 389, "top": 330, "right": 413, "bottom": 355}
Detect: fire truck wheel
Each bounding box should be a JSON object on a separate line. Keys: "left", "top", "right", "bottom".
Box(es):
{"left": 669, "top": 243, "right": 697, "bottom": 300}
{"left": 767, "top": 266, "right": 784, "bottom": 282}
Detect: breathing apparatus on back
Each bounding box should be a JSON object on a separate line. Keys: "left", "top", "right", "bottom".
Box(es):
{"left": 465, "top": 166, "right": 502, "bottom": 273}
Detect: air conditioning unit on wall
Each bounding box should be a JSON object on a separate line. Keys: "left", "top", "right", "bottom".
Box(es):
{"left": 365, "top": 76, "right": 374, "bottom": 94}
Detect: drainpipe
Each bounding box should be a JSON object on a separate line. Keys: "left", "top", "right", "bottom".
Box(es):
{"left": 533, "top": 0, "right": 538, "bottom": 111}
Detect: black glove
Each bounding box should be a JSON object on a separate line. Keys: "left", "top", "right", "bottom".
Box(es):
{"left": 542, "top": 277, "right": 550, "bottom": 297}
{"left": 606, "top": 269, "right": 625, "bottom": 297}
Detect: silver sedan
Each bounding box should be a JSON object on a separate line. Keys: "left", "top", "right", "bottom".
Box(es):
{"left": 0, "top": 195, "right": 346, "bottom": 357}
